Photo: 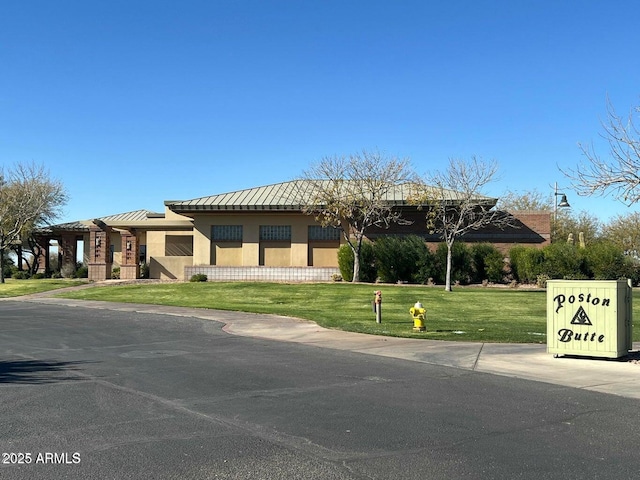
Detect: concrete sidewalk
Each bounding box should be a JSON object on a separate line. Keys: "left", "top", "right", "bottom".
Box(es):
{"left": 7, "top": 292, "right": 640, "bottom": 401}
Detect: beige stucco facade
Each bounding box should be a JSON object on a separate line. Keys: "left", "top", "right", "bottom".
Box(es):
{"left": 191, "top": 212, "right": 342, "bottom": 267}
{"left": 42, "top": 181, "right": 550, "bottom": 282}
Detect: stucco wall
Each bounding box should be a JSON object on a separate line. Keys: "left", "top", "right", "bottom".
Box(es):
{"left": 192, "top": 213, "right": 341, "bottom": 267}
{"left": 150, "top": 256, "right": 193, "bottom": 280}
{"left": 146, "top": 230, "right": 193, "bottom": 258}
{"left": 309, "top": 241, "right": 341, "bottom": 267}
{"left": 212, "top": 242, "right": 243, "bottom": 266}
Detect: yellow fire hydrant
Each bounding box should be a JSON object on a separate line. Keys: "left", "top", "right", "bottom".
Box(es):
{"left": 410, "top": 301, "right": 426, "bottom": 332}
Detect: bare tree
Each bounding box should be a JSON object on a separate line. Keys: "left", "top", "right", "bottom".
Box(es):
{"left": 299, "top": 150, "right": 414, "bottom": 282}
{"left": 416, "top": 157, "right": 513, "bottom": 292}
{"left": 0, "top": 163, "right": 68, "bottom": 283}
{"left": 567, "top": 98, "right": 640, "bottom": 205}
{"left": 498, "top": 189, "right": 553, "bottom": 211}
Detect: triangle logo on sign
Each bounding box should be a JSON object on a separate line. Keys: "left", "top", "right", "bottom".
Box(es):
{"left": 570, "top": 306, "right": 593, "bottom": 326}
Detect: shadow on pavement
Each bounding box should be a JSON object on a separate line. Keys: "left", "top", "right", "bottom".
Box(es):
{"left": 558, "top": 350, "right": 640, "bottom": 363}
{"left": 0, "top": 359, "right": 92, "bottom": 384}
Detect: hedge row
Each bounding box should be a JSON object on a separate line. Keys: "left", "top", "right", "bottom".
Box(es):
{"left": 338, "top": 236, "right": 640, "bottom": 285}
{"left": 338, "top": 236, "right": 506, "bottom": 284}
{"left": 509, "top": 241, "right": 640, "bottom": 285}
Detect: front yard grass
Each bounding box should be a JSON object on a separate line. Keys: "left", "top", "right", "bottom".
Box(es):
{"left": 0, "top": 278, "right": 87, "bottom": 298}
{"left": 55, "top": 282, "right": 553, "bottom": 343}
{"left": 5, "top": 280, "right": 637, "bottom": 344}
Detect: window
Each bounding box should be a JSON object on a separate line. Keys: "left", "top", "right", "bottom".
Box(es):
{"left": 139, "top": 245, "right": 147, "bottom": 264}
{"left": 308, "top": 225, "right": 341, "bottom": 241}
{"left": 212, "top": 225, "right": 243, "bottom": 242}
{"left": 259, "top": 225, "right": 291, "bottom": 241}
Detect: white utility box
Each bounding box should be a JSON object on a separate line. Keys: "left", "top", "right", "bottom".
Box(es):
{"left": 547, "top": 280, "right": 633, "bottom": 359}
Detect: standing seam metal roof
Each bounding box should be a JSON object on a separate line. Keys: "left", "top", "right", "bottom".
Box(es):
{"left": 165, "top": 180, "right": 497, "bottom": 212}
{"left": 98, "top": 209, "right": 159, "bottom": 222}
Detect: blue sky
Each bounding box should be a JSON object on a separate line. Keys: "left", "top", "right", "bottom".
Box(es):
{"left": 1, "top": 0, "right": 639, "bottom": 224}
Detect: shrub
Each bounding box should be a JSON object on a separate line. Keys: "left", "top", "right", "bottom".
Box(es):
{"left": 111, "top": 267, "right": 120, "bottom": 279}
{"left": 541, "top": 242, "right": 586, "bottom": 279}
{"left": 337, "top": 242, "right": 376, "bottom": 283}
{"left": 413, "top": 242, "right": 438, "bottom": 285}
{"left": 536, "top": 273, "right": 550, "bottom": 288}
{"left": 32, "top": 273, "right": 46, "bottom": 280}
{"left": 61, "top": 263, "right": 77, "bottom": 279}
{"left": 470, "top": 243, "right": 505, "bottom": 284}
{"left": 12, "top": 270, "right": 30, "bottom": 279}
{"left": 374, "top": 236, "right": 406, "bottom": 283}
{"left": 2, "top": 257, "right": 15, "bottom": 278}
{"left": 75, "top": 265, "right": 88, "bottom": 278}
{"left": 623, "top": 258, "right": 640, "bottom": 286}
{"left": 434, "top": 242, "right": 472, "bottom": 285}
{"left": 374, "top": 235, "right": 433, "bottom": 284}
{"left": 509, "top": 245, "right": 545, "bottom": 284}
{"left": 190, "top": 273, "right": 208, "bottom": 282}
{"left": 7, "top": 265, "right": 20, "bottom": 279}
{"left": 485, "top": 250, "right": 506, "bottom": 283}
{"left": 583, "top": 241, "right": 627, "bottom": 280}
{"left": 139, "top": 262, "right": 150, "bottom": 279}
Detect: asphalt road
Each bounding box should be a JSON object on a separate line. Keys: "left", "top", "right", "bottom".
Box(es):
{"left": 1, "top": 300, "right": 640, "bottom": 479}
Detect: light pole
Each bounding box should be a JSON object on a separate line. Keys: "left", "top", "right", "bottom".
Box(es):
{"left": 553, "top": 182, "right": 570, "bottom": 241}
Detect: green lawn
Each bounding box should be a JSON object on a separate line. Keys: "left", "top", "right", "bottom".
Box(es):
{"left": 5, "top": 280, "right": 638, "bottom": 344}
{"left": 55, "top": 282, "right": 553, "bottom": 343}
{"left": 0, "top": 278, "right": 88, "bottom": 298}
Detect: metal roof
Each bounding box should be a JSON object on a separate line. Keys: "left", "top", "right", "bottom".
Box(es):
{"left": 49, "top": 220, "right": 89, "bottom": 232}
{"left": 166, "top": 181, "right": 305, "bottom": 212}
{"left": 46, "top": 210, "right": 165, "bottom": 232}
{"left": 99, "top": 209, "right": 159, "bottom": 222}
{"left": 165, "top": 180, "right": 497, "bottom": 213}
{"left": 89, "top": 209, "right": 192, "bottom": 230}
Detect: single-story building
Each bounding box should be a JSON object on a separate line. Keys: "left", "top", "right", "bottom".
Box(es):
{"left": 38, "top": 180, "right": 551, "bottom": 281}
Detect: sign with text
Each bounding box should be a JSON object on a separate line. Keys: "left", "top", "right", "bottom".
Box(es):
{"left": 547, "top": 280, "right": 633, "bottom": 358}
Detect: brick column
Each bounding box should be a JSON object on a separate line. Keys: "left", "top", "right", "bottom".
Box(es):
{"left": 33, "top": 236, "right": 51, "bottom": 275}
{"left": 88, "top": 225, "right": 112, "bottom": 281}
{"left": 120, "top": 230, "right": 140, "bottom": 279}
{"left": 59, "top": 234, "right": 77, "bottom": 275}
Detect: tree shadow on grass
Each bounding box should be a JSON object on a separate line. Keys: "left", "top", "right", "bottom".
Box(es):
{"left": 0, "top": 359, "right": 93, "bottom": 384}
